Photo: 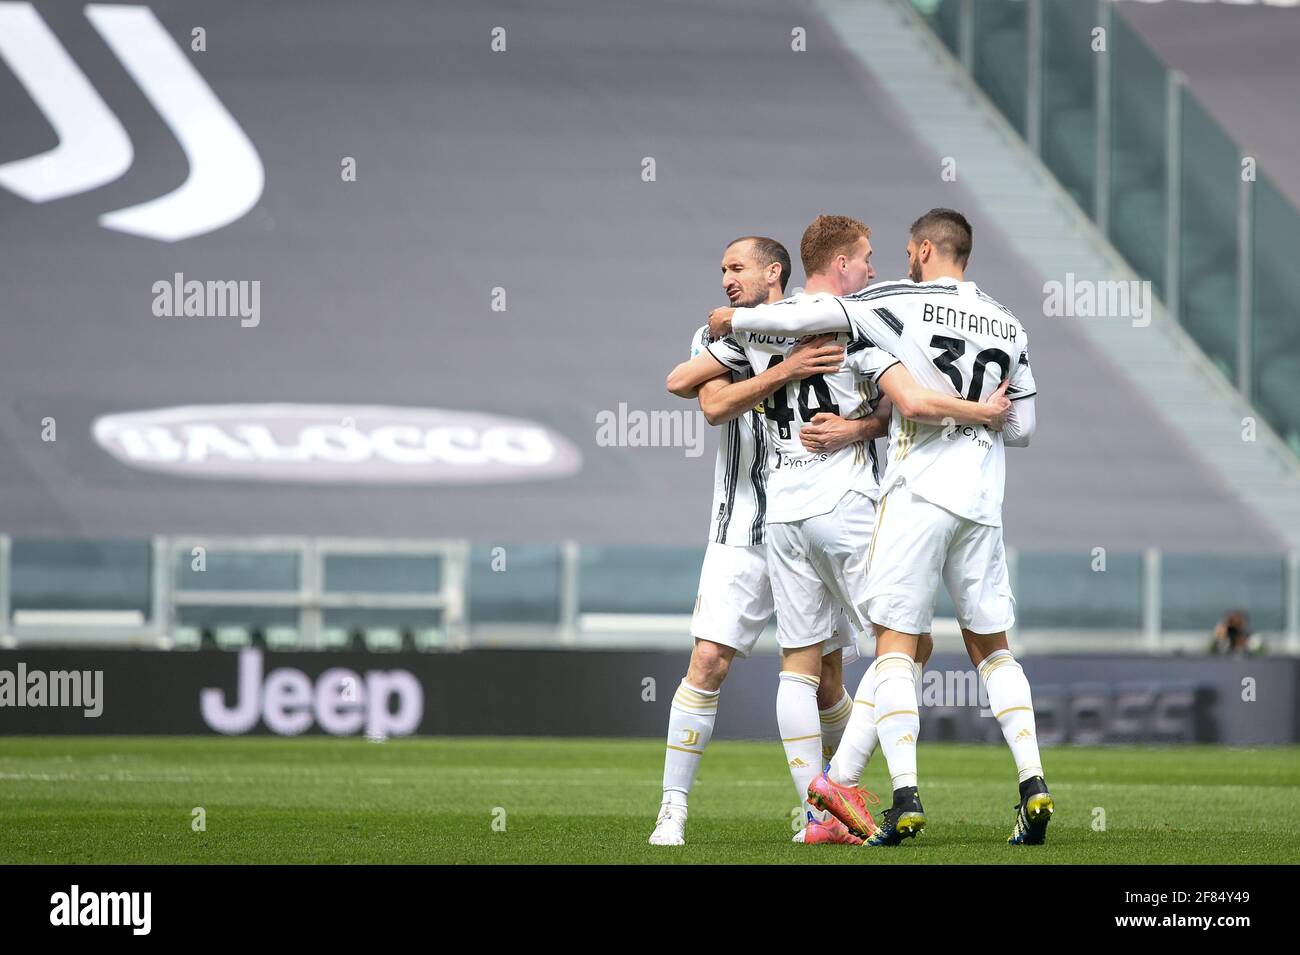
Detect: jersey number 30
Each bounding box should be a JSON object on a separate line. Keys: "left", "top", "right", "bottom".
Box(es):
{"left": 929, "top": 335, "right": 1010, "bottom": 401}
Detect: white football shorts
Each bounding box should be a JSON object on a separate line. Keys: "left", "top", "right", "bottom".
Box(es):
{"left": 765, "top": 490, "right": 875, "bottom": 654}
{"left": 864, "top": 486, "right": 1016, "bottom": 635}
{"left": 692, "top": 541, "right": 853, "bottom": 657}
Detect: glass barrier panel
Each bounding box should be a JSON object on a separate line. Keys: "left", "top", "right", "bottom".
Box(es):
{"left": 1161, "top": 553, "right": 1286, "bottom": 634}
{"left": 973, "top": 0, "right": 1028, "bottom": 136}
{"left": 1040, "top": 0, "right": 1098, "bottom": 217}
{"left": 176, "top": 550, "right": 299, "bottom": 592}
{"left": 323, "top": 554, "right": 441, "bottom": 594}
{"left": 1252, "top": 175, "right": 1300, "bottom": 454}
{"left": 1016, "top": 550, "right": 1143, "bottom": 629}
{"left": 1178, "top": 89, "right": 1240, "bottom": 380}
{"left": 11, "top": 539, "right": 151, "bottom": 613}
{"left": 1108, "top": 12, "right": 1167, "bottom": 297}
{"left": 468, "top": 543, "right": 561, "bottom": 623}
{"left": 579, "top": 546, "right": 705, "bottom": 615}
{"left": 917, "top": 0, "right": 962, "bottom": 56}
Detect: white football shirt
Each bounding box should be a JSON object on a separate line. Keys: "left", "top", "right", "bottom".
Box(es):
{"left": 731, "top": 279, "right": 1037, "bottom": 527}
{"left": 706, "top": 293, "right": 895, "bottom": 524}
{"left": 689, "top": 324, "right": 768, "bottom": 546}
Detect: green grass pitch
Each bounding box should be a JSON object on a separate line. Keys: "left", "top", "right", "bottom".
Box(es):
{"left": 1, "top": 736, "right": 1297, "bottom": 863}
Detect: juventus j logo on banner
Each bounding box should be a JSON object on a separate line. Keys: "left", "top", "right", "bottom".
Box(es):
{"left": 0, "top": 2, "right": 264, "bottom": 242}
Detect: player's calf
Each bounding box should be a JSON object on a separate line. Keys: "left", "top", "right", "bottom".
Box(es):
{"left": 872, "top": 650, "right": 921, "bottom": 790}
{"left": 777, "top": 657, "right": 827, "bottom": 819}
{"left": 651, "top": 668, "right": 722, "bottom": 845}
{"left": 974, "top": 646, "right": 1048, "bottom": 780}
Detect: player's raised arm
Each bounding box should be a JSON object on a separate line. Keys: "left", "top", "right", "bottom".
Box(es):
{"left": 696, "top": 335, "right": 843, "bottom": 426}
{"left": 723, "top": 288, "right": 916, "bottom": 363}
{"left": 711, "top": 293, "right": 851, "bottom": 340}
{"left": 878, "top": 364, "right": 1011, "bottom": 430}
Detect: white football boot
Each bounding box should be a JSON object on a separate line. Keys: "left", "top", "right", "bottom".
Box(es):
{"left": 648, "top": 802, "right": 687, "bottom": 846}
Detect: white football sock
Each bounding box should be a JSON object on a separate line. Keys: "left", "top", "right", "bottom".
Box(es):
{"left": 829, "top": 659, "right": 877, "bottom": 786}
{"left": 874, "top": 652, "right": 920, "bottom": 790}
{"left": 978, "top": 650, "right": 1043, "bottom": 784}
{"left": 818, "top": 687, "right": 852, "bottom": 768}
{"left": 777, "top": 671, "right": 823, "bottom": 816}
{"left": 661, "top": 680, "right": 719, "bottom": 807}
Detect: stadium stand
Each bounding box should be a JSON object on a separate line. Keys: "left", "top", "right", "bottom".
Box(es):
{"left": 0, "top": 0, "right": 1296, "bottom": 650}
{"left": 897, "top": 0, "right": 1300, "bottom": 533}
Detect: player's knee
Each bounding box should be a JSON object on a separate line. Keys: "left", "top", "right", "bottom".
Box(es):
{"left": 688, "top": 640, "right": 732, "bottom": 690}
{"left": 962, "top": 629, "right": 1008, "bottom": 666}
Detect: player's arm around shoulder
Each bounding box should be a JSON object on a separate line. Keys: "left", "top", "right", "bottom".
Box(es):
{"left": 697, "top": 335, "right": 844, "bottom": 426}
{"left": 667, "top": 351, "right": 729, "bottom": 399}
{"left": 878, "top": 363, "right": 1010, "bottom": 429}
{"left": 666, "top": 325, "right": 727, "bottom": 398}
{"left": 726, "top": 292, "right": 851, "bottom": 338}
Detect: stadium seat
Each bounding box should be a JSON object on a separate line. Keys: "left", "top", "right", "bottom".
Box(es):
{"left": 264, "top": 625, "right": 300, "bottom": 651}
{"left": 171, "top": 625, "right": 202, "bottom": 651}
{"left": 320, "top": 626, "right": 354, "bottom": 651}
{"left": 412, "top": 627, "right": 445, "bottom": 652}
{"left": 214, "top": 625, "right": 252, "bottom": 651}
{"left": 362, "top": 627, "right": 402, "bottom": 653}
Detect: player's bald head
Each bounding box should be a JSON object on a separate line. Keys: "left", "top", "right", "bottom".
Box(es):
{"left": 909, "top": 208, "right": 973, "bottom": 267}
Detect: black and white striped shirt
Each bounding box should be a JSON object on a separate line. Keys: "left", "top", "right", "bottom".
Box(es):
{"left": 706, "top": 295, "right": 893, "bottom": 524}
{"left": 689, "top": 324, "right": 767, "bottom": 546}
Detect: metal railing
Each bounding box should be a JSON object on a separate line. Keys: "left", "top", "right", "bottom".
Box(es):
{"left": 0, "top": 534, "right": 1297, "bottom": 655}
{"left": 0, "top": 534, "right": 468, "bottom": 650}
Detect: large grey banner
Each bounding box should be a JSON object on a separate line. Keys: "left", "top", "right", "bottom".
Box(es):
{"left": 0, "top": 0, "right": 1283, "bottom": 553}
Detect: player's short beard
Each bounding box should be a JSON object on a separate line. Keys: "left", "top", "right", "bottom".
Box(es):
{"left": 909, "top": 256, "right": 922, "bottom": 283}
{"left": 733, "top": 284, "right": 769, "bottom": 308}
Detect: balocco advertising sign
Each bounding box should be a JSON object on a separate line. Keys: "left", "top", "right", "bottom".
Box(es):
{"left": 91, "top": 403, "right": 583, "bottom": 484}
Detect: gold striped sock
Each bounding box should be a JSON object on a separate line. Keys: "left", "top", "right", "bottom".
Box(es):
{"left": 672, "top": 681, "right": 719, "bottom": 715}
{"left": 779, "top": 671, "right": 821, "bottom": 690}
{"left": 819, "top": 690, "right": 853, "bottom": 730}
